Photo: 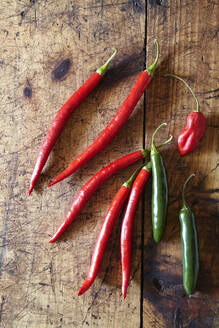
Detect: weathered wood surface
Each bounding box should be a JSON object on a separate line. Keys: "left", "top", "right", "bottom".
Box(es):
{"left": 143, "top": 1, "right": 219, "bottom": 327}
{"left": 0, "top": 0, "right": 218, "bottom": 327}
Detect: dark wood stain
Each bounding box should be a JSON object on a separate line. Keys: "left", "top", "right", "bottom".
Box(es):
{"left": 51, "top": 58, "right": 71, "bottom": 81}
{"left": 149, "top": 0, "right": 164, "bottom": 7}
{"left": 23, "top": 86, "right": 32, "bottom": 98}
{"left": 132, "top": 0, "right": 144, "bottom": 13}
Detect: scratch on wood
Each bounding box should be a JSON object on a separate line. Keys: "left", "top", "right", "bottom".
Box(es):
{"left": 0, "top": 296, "right": 6, "bottom": 322}
{"left": 174, "top": 307, "right": 182, "bottom": 328}
{"left": 0, "top": 153, "right": 18, "bottom": 279}
{"left": 197, "top": 163, "right": 219, "bottom": 188}
{"left": 83, "top": 2, "right": 130, "bottom": 11}
{"left": 18, "top": 0, "right": 38, "bottom": 25}
{"left": 49, "top": 261, "right": 56, "bottom": 298}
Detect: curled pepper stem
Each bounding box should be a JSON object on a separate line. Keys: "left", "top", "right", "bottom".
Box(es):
{"left": 96, "top": 46, "right": 118, "bottom": 76}
{"left": 182, "top": 173, "right": 195, "bottom": 207}
{"left": 165, "top": 74, "right": 200, "bottom": 112}
{"left": 158, "top": 135, "right": 173, "bottom": 147}
{"left": 146, "top": 39, "right": 159, "bottom": 77}
{"left": 123, "top": 165, "right": 144, "bottom": 188}
{"left": 151, "top": 122, "right": 173, "bottom": 150}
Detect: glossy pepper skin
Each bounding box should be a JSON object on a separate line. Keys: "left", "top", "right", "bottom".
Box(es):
{"left": 121, "top": 163, "right": 151, "bottom": 299}
{"left": 151, "top": 123, "right": 172, "bottom": 243}
{"left": 179, "top": 174, "right": 199, "bottom": 295}
{"left": 178, "top": 112, "right": 206, "bottom": 156}
{"left": 165, "top": 74, "right": 206, "bottom": 156}
{"left": 48, "top": 40, "right": 159, "bottom": 187}
{"left": 48, "top": 149, "right": 149, "bottom": 243}
{"left": 78, "top": 167, "right": 141, "bottom": 296}
{"left": 28, "top": 47, "right": 118, "bottom": 195}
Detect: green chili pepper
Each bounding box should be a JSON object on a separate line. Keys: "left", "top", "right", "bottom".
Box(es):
{"left": 151, "top": 123, "right": 173, "bottom": 243}
{"left": 179, "top": 173, "right": 199, "bottom": 295}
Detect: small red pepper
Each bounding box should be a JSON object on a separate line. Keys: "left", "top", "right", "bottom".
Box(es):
{"left": 120, "top": 162, "right": 151, "bottom": 299}
{"left": 78, "top": 167, "right": 141, "bottom": 296}
{"left": 165, "top": 74, "right": 206, "bottom": 156}
{"left": 28, "top": 47, "right": 118, "bottom": 195}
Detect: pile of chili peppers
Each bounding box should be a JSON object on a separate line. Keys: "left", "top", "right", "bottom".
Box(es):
{"left": 29, "top": 40, "right": 205, "bottom": 298}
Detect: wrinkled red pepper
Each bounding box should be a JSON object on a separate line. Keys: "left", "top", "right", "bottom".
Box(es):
{"left": 165, "top": 74, "right": 206, "bottom": 156}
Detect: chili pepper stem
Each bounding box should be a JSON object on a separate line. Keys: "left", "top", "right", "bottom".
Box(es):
{"left": 165, "top": 74, "right": 200, "bottom": 112}
{"left": 96, "top": 47, "right": 118, "bottom": 76}
{"left": 158, "top": 135, "right": 173, "bottom": 147}
{"left": 146, "top": 39, "right": 159, "bottom": 77}
{"left": 151, "top": 122, "right": 173, "bottom": 153}
{"left": 123, "top": 165, "right": 144, "bottom": 188}
{"left": 182, "top": 173, "right": 195, "bottom": 207}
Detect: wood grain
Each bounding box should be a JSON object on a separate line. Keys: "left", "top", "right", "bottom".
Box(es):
{"left": 0, "top": 0, "right": 145, "bottom": 327}
{"left": 143, "top": 0, "right": 219, "bottom": 327}
{"left": 0, "top": 0, "right": 218, "bottom": 327}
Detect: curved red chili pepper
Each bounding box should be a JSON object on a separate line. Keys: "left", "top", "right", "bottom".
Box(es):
{"left": 77, "top": 168, "right": 141, "bottom": 296}
{"left": 178, "top": 112, "right": 206, "bottom": 156}
{"left": 120, "top": 162, "right": 151, "bottom": 299}
{"left": 48, "top": 40, "right": 159, "bottom": 187}
{"left": 29, "top": 48, "right": 118, "bottom": 195}
{"left": 49, "top": 149, "right": 149, "bottom": 243}
{"left": 165, "top": 74, "right": 206, "bottom": 156}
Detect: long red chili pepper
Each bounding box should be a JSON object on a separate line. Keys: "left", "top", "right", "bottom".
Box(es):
{"left": 48, "top": 149, "right": 149, "bottom": 243}
{"left": 28, "top": 48, "right": 118, "bottom": 195}
{"left": 165, "top": 74, "right": 206, "bottom": 156}
{"left": 120, "top": 162, "right": 151, "bottom": 299}
{"left": 77, "top": 167, "right": 141, "bottom": 296}
{"left": 48, "top": 40, "right": 159, "bottom": 187}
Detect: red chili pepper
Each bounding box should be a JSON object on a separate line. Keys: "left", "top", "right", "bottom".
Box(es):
{"left": 48, "top": 149, "right": 149, "bottom": 243}
{"left": 28, "top": 48, "right": 118, "bottom": 195}
{"left": 165, "top": 74, "right": 206, "bottom": 156}
{"left": 77, "top": 167, "right": 141, "bottom": 296}
{"left": 120, "top": 162, "right": 151, "bottom": 299}
{"left": 48, "top": 40, "right": 159, "bottom": 187}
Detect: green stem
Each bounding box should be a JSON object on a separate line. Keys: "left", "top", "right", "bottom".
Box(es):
{"left": 142, "top": 138, "right": 174, "bottom": 158}
{"left": 151, "top": 122, "right": 173, "bottom": 153}
{"left": 123, "top": 165, "right": 144, "bottom": 188}
{"left": 96, "top": 47, "right": 118, "bottom": 76}
{"left": 146, "top": 39, "right": 159, "bottom": 77}
{"left": 158, "top": 135, "right": 173, "bottom": 148}
{"left": 142, "top": 161, "right": 152, "bottom": 172}
{"left": 165, "top": 74, "right": 200, "bottom": 112}
{"left": 182, "top": 173, "right": 195, "bottom": 207}
{"left": 141, "top": 149, "right": 150, "bottom": 158}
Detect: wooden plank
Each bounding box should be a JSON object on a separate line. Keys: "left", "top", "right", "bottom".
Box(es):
{"left": 0, "top": 0, "right": 146, "bottom": 327}
{"left": 143, "top": 0, "right": 219, "bottom": 327}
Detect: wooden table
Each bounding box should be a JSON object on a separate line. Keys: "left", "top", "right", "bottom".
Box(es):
{"left": 0, "top": 1, "right": 218, "bottom": 327}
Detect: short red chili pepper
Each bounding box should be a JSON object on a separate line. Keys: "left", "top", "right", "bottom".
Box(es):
{"left": 28, "top": 47, "right": 118, "bottom": 195}
{"left": 120, "top": 162, "right": 151, "bottom": 299}
{"left": 49, "top": 149, "right": 149, "bottom": 243}
{"left": 165, "top": 74, "right": 206, "bottom": 156}
{"left": 48, "top": 40, "right": 159, "bottom": 187}
{"left": 78, "top": 167, "right": 141, "bottom": 296}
